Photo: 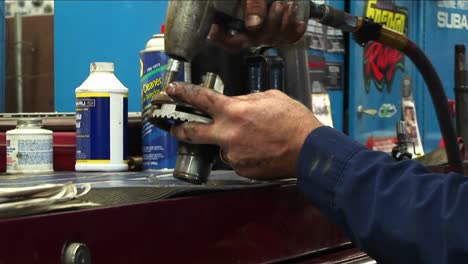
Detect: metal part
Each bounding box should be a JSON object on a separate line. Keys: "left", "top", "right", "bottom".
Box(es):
{"left": 392, "top": 120, "right": 414, "bottom": 161}
{"left": 396, "top": 121, "right": 408, "bottom": 141}
{"left": 345, "top": 258, "right": 376, "bottom": 264}
{"left": 16, "top": 117, "right": 43, "bottom": 128}
{"left": 161, "top": 58, "right": 183, "bottom": 92}
{"left": 246, "top": 57, "right": 263, "bottom": 93}
{"left": 172, "top": 72, "right": 218, "bottom": 184}
{"left": 246, "top": 56, "right": 285, "bottom": 93}
{"left": 310, "top": 2, "right": 408, "bottom": 51}
{"left": 174, "top": 143, "right": 218, "bottom": 184}
{"left": 128, "top": 156, "right": 143, "bottom": 171}
{"left": 164, "top": 0, "right": 214, "bottom": 62}
{"left": 315, "top": 4, "right": 361, "bottom": 33}
{"left": 357, "top": 105, "right": 377, "bottom": 116}
{"left": 278, "top": 38, "right": 312, "bottom": 108}
{"left": 14, "top": 12, "right": 23, "bottom": 112}
{"left": 203, "top": 71, "right": 217, "bottom": 89}
{"left": 455, "top": 45, "right": 468, "bottom": 160}
{"left": 151, "top": 73, "right": 219, "bottom": 184}
{"left": 152, "top": 102, "right": 212, "bottom": 124}
{"left": 269, "top": 57, "right": 285, "bottom": 90}
{"left": 62, "top": 242, "right": 91, "bottom": 264}
{"left": 165, "top": 0, "right": 311, "bottom": 61}
{"left": 164, "top": 0, "right": 310, "bottom": 106}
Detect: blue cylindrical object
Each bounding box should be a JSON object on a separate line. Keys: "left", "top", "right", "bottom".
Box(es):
{"left": 269, "top": 57, "right": 285, "bottom": 91}
{"left": 140, "top": 33, "right": 190, "bottom": 171}
{"left": 246, "top": 57, "right": 264, "bottom": 93}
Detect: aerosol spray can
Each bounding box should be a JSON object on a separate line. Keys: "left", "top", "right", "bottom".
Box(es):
{"left": 75, "top": 62, "right": 128, "bottom": 172}
{"left": 140, "top": 26, "right": 191, "bottom": 171}
{"left": 6, "top": 118, "right": 53, "bottom": 174}
{"left": 401, "top": 76, "right": 424, "bottom": 157}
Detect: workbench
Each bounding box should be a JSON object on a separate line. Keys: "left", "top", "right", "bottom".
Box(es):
{"left": 0, "top": 171, "right": 373, "bottom": 263}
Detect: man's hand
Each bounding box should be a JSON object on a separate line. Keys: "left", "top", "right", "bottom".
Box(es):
{"left": 208, "top": 0, "right": 307, "bottom": 51}
{"left": 166, "top": 82, "right": 323, "bottom": 180}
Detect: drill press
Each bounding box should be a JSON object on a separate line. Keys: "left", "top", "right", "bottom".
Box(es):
{"left": 151, "top": 0, "right": 311, "bottom": 184}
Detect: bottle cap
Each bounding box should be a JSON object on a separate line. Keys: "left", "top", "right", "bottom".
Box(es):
{"left": 402, "top": 77, "right": 412, "bottom": 98}
{"left": 17, "top": 118, "right": 42, "bottom": 128}
{"left": 90, "top": 62, "right": 114, "bottom": 73}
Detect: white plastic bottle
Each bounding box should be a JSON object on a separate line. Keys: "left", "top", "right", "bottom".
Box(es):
{"left": 75, "top": 62, "right": 128, "bottom": 172}
{"left": 6, "top": 118, "right": 53, "bottom": 174}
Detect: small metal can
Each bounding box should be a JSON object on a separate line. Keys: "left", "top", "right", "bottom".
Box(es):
{"left": 6, "top": 118, "right": 53, "bottom": 174}
{"left": 140, "top": 32, "right": 191, "bottom": 171}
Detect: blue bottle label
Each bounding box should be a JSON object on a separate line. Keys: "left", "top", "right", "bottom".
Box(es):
{"left": 76, "top": 93, "right": 111, "bottom": 162}
{"left": 123, "top": 96, "right": 128, "bottom": 161}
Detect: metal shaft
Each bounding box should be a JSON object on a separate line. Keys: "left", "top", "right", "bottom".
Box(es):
{"left": 278, "top": 38, "right": 312, "bottom": 109}
{"left": 161, "top": 58, "right": 182, "bottom": 92}
{"left": 203, "top": 72, "right": 217, "bottom": 88}
{"left": 455, "top": 45, "right": 468, "bottom": 160}
{"left": 173, "top": 72, "right": 219, "bottom": 184}
{"left": 14, "top": 13, "right": 23, "bottom": 112}
{"left": 396, "top": 120, "right": 408, "bottom": 143}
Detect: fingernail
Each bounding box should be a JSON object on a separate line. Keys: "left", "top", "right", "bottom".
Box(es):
{"left": 246, "top": 15, "right": 262, "bottom": 29}
{"left": 287, "top": 2, "right": 295, "bottom": 13}
{"left": 167, "top": 83, "right": 177, "bottom": 95}
{"left": 273, "top": 1, "right": 283, "bottom": 13}
{"left": 207, "top": 24, "right": 219, "bottom": 40}
{"left": 296, "top": 22, "right": 306, "bottom": 34}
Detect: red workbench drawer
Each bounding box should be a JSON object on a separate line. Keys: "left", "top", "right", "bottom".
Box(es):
{"left": 0, "top": 132, "right": 76, "bottom": 172}
{"left": 53, "top": 132, "right": 76, "bottom": 171}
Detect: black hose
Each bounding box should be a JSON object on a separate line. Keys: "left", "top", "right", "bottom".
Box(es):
{"left": 403, "top": 40, "right": 463, "bottom": 173}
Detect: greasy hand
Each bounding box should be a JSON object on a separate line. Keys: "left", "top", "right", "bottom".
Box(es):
{"left": 166, "top": 82, "right": 323, "bottom": 180}
{"left": 208, "top": 0, "right": 307, "bottom": 51}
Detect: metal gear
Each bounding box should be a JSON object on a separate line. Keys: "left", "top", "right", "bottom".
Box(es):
{"left": 150, "top": 92, "right": 212, "bottom": 131}
{"left": 149, "top": 72, "right": 219, "bottom": 185}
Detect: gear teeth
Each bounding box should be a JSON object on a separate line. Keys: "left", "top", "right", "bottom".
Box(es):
{"left": 151, "top": 103, "right": 213, "bottom": 124}
{"left": 153, "top": 112, "right": 190, "bottom": 123}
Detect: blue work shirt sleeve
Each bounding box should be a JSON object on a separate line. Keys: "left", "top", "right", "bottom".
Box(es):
{"left": 297, "top": 126, "right": 468, "bottom": 264}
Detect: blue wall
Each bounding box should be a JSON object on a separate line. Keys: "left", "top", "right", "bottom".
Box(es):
{"left": 419, "top": 1, "right": 468, "bottom": 151}
{"left": 348, "top": 0, "right": 468, "bottom": 153}
{"left": 55, "top": 1, "right": 168, "bottom": 112}
{"left": 348, "top": 0, "right": 420, "bottom": 146}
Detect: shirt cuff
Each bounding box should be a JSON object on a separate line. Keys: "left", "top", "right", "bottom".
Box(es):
{"left": 296, "top": 126, "right": 366, "bottom": 216}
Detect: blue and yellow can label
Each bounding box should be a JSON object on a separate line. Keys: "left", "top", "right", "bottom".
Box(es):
{"left": 140, "top": 51, "right": 186, "bottom": 170}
